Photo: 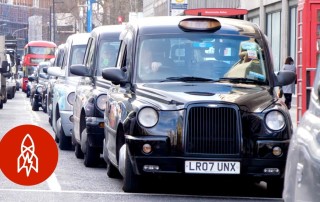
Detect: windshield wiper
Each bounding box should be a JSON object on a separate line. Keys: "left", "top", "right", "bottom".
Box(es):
{"left": 163, "top": 76, "right": 216, "bottom": 82}
{"left": 219, "top": 77, "right": 266, "bottom": 85}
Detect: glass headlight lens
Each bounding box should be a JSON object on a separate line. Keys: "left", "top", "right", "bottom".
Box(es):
{"left": 67, "top": 92, "right": 75, "bottom": 105}
{"left": 36, "top": 86, "right": 43, "bottom": 94}
{"left": 96, "top": 94, "right": 108, "bottom": 111}
{"left": 265, "top": 110, "right": 285, "bottom": 130}
{"left": 138, "top": 107, "right": 158, "bottom": 128}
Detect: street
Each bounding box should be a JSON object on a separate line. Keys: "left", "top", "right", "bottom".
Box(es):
{"left": 0, "top": 91, "right": 283, "bottom": 202}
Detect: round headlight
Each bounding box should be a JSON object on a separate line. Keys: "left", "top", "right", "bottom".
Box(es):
{"left": 138, "top": 107, "right": 158, "bottom": 128}
{"left": 96, "top": 94, "right": 108, "bottom": 111}
{"left": 265, "top": 110, "right": 285, "bottom": 131}
{"left": 67, "top": 92, "right": 75, "bottom": 105}
{"left": 36, "top": 86, "right": 43, "bottom": 94}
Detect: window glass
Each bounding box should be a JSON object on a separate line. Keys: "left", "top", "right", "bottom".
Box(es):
{"left": 267, "top": 11, "right": 281, "bottom": 71}
{"left": 84, "top": 38, "right": 94, "bottom": 69}
{"left": 97, "top": 39, "right": 120, "bottom": 76}
{"left": 136, "top": 34, "right": 267, "bottom": 84}
{"left": 29, "top": 46, "right": 55, "bottom": 55}
{"left": 289, "top": 7, "right": 297, "bottom": 61}
{"left": 70, "top": 45, "right": 86, "bottom": 65}
{"left": 69, "top": 44, "right": 86, "bottom": 76}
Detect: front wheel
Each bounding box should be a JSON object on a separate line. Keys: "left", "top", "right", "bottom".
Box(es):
{"left": 0, "top": 100, "right": 3, "bottom": 109}
{"left": 57, "top": 118, "right": 72, "bottom": 150}
{"left": 83, "top": 138, "right": 100, "bottom": 167}
{"left": 267, "top": 179, "right": 284, "bottom": 197}
{"left": 106, "top": 158, "right": 121, "bottom": 179}
{"left": 75, "top": 142, "right": 84, "bottom": 159}
{"left": 122, "top": 145, "right": 142, "bottom": 193}
{"left": 32, "top": 97, "right": 39, "bottom": 111}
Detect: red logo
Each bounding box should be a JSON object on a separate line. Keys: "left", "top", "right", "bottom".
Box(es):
{"left": 0, "top": 124, "right": 58, "bottom": 186}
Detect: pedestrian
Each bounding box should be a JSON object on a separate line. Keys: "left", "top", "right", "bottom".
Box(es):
{"left": 281, "top": 56, "right": 296, "bottom": 109}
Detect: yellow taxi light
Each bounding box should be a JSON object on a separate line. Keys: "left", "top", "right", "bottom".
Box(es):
{"left": 179, "top": 18, "right": 221, "bottom": 31}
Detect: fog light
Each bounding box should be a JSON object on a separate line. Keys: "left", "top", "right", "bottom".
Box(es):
{"left": 69, "top": 115, "right": 73, "bottom": 122}
{"left": 99, "top": 122, "right": 104, "bottom": 128}
{"left": 272, "top": 146, "right": 282, "bottom": 156}
{"left": 142, "top": 143, "right": 152, "bottom": 154}
{"left": 143, "top": 165, "right": 159, "bottom": 171}
{"left": 264, "top": 168, "right": 280, "bottom": 174}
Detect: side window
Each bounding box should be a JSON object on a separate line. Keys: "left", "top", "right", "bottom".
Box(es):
{"left": 84, "top": 37, "right": 95, "bottom": 69}
{"left": 125, "top": 32, "right": 133, "bottom": 69}
{"left": 61, "top": 46, "right": 68, "bottom": 71}
{"left": 117, "top": 41, "right": 126, "bottom": 69}
{"left": 117, "top": 31, "right": 133, "bottom": 76}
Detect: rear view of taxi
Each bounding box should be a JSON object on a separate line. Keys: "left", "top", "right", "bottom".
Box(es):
{"left": 101, "top": 16, "right": 296, "bottom": 193}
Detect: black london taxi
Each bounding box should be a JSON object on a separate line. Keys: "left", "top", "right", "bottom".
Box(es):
{"left": 101, "top": 16, "right": 296, "bottom": 193}
{"left": 70, "top": 25, "right": 124, "bottom": 167}
{"left": 29, "top": 61, "right": 51, "bottom": 112}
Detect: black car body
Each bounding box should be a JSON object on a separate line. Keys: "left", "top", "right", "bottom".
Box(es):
{"left": 101, "top": 16, "right": 296, "bottom": 193}
{"left": 70, "top": 25, "right": 123, "bottom": 167}
{"left": 29, "top": 61, "right": 51, "bottom": 111}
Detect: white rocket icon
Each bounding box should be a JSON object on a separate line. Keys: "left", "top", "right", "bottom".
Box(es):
{"left": 17, "top": 134, "right": 39, "bottom": 177}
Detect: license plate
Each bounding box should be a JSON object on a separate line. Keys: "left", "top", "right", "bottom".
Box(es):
{"left": 185, "top": 161, "right": 240, "bottom": 174}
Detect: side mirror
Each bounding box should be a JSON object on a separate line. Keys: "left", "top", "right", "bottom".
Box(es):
{"left": 39, "top": 72, "right": 49, "bottom": 79}
{"left": 47, "top": 66, "right": 65, "bottom": 78}
{"left": 275, "top": 71, "right": 296, "bottom": 86}
{"left": 28, "top": 75, "right": 36, "bottom": 82}
{"left": 70, "top": 64, "right": 91, "bottom": 77}
{"left": 102, "top": 67, "right": 127, "bottom": 85}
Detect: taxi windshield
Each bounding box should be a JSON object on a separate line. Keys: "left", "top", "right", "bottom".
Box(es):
{"left": 136, "top": 35, "right": 267, "bottom": 85}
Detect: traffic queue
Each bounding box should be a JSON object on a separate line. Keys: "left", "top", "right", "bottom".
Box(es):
{"left": 16, "top": 14, "right": 320, "bottom": 201}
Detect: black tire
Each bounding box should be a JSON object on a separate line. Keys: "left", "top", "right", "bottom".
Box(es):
{"left": 3, "top": 97, "right": 7, "bottom": 103}
{"left": 49, "top": 109, "right": 53, "bottom": 126}
{"left": 57, "top": 118, "right": 72, "bottom": 150}
{"left": 54, "top": 134, "right": 59, "bottom": 143}
{"left": 106, "top": 158, "right": 121, "bottom": 179}
{"left": 267, "top": 179, "right": 284, "bottom": 197}
{"left": 26, "top": 91, "right": 30, "bottom": 98}
{"left": 0, "top": 100, "right": 3, "bottom": 109}
{"left": 75, "top": 142, "right": 84, "bottom": 159}
{"left": 42, "top": 98, "right": 47, "bottom": 113}
{"left": 32, "top": 97, "right": 39, "bottom": 111}
{"left": 122, "top": 145, "right": 142, "bottom": 193}
{"left": 7, "top": 93, "right": 12, "bottom": 99}
{"left": 83, "top": 136, "right": 100, "bottom": 167}
{"left": 12, "top": 88, "right": 15, "bottom": 98}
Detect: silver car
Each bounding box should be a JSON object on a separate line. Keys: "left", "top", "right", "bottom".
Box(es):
{"left": 283, "top": 64, "right": 320, "bottom": 201}
{"left": 48, "top": 33, "right": 90, "bottom": 150}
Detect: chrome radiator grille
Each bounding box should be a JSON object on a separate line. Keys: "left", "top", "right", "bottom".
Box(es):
{"left": 185, "top": 105, "right": 240, "bottom": 155}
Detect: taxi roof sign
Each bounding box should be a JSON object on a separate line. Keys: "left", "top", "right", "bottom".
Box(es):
{"left": 178, "top": 18, "right": 221, "bottom": 32}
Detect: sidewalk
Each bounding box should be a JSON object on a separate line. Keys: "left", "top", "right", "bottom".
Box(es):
{"left": 279, "top": 94, "right": 297, "bottom": 130}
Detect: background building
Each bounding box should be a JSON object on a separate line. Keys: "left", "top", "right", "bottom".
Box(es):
{"left": 241, "top": 0, "right": 298, "bottom": 72}
{"left": 0, "top": 0, "right": 88, "bottom": 54}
